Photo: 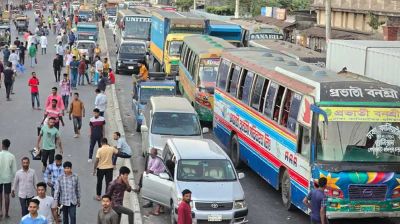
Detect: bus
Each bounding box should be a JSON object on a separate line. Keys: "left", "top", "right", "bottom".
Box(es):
{"left": 213, "top": 47, "right": 400, "bottom": 219}
{"left": 115, "top": 9, "right": 151, "bottom": 45}
{"left": 179, "top": 35, "right": 235, "bottom": 122}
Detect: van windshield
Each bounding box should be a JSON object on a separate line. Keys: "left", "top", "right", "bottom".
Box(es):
{"left": 177, "top": 159, "right": 236, "bottom": 182}
{"left": 151, "top": 112, "right": 201, "bottom": 136}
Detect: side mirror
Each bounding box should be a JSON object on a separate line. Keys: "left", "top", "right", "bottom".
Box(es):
{"left": 159, "top": 172, "right": 170, "bottom": 180}
{"left": 202, "top": 127, "right": 209, "bottom": 134}
{"left": 141, "top": 125, "right": 148, "bottom": 133}
{"left": 238, "top": 172, "right": 245, "bottom": 180}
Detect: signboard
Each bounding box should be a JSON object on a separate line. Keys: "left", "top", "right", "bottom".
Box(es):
{"left": 320, "top": 107, "right": 400, "bottom": 122}
{"left": 201, "top": 58, "right": 220, "bottom": 66}
{"left": 125, "top": 17, "right": 151, "bottom": 23}
{"left": 249, "top": 33, "right": 283, "bottom": 40}
{"left": 320, "top": 82, "right": 400, "bottom": 103}
{"left": 141, "top": 86, "right": 174, "bottom": 89}
{"left": 275, "top": 8, "right": 286, "bottom": 20}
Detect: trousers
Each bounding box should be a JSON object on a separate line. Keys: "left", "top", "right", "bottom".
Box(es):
{"left": 31, "top": 92, "right": 40, "bottom": 108}
{"left": 72, "top": 116, "right": 82, "bottom": 134}
{"left": 89, "top": 136, "right": 102, "bottom": 159}
{"left": 41, "top": 149, "right": 55, "bottom": 168}
{"left": 19, "top": 197, "right": 33, "bottom": 216}
{"left": 54, "top": 68, "right": 61, "bottom": 82}
{"left": 113, "top": 205, "right": 134, "bottom": 224}
{"left": 62, "top": 204, "right": 77, "bottom": 224}
{"left": 4, "top": 82, "right": 12, "bottom": 99}
{"left": 96, "top": 168, "right": 113, "bottom": 196}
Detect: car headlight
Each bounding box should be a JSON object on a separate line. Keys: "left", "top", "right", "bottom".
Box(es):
{"left": 234, "top": 200, "right": 247, "bottom": 209}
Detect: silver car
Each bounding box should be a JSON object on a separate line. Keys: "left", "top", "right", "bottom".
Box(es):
{"left": 142, "top": 138, "right": 248, "bottom": 224}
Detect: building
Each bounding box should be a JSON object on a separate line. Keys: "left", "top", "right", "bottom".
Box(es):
{"left": 300, "top": 0, "right": 400, "bottom": 52}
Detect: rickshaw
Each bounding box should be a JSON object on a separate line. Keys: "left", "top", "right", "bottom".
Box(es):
{"left": 15, "top": 16, "right": 29, "bottom": 34}
{"left": 0, "top": 25, "right": 11, "bottom": 47}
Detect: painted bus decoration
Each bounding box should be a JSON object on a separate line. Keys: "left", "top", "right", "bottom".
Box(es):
{"left": 179, "top": 35, "right": 236, "bottom": 122}
{"left": 213, "top": 47, "right": 400, "bottom": 219}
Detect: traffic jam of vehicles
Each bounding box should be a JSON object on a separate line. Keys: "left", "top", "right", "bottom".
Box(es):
{"left": 102, "top": 2, "right": 400, "bottom": 224}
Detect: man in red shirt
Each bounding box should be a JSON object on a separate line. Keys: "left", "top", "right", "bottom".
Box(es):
{"left": 45, "top": 87, "right": 65, "bottom": 113}
{"left": 28, "top": 72, "right": 41, "bottom": 109}
{"left": 42, "top": 99, "right": 64, "bottom": 130}
{"left": 177, "top": 189, "right": 192, "bottom": 224}
{"left": 108, "top": 68, "right": 115, "bottom": 84}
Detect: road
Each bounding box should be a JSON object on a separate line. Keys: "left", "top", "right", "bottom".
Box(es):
{"left": 103, "top": 27, "right": 400, "bottom": 224}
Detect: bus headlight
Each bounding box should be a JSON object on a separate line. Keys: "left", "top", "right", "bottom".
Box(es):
{"left": 234, "top": 200, "right": 247, "bottom": 209}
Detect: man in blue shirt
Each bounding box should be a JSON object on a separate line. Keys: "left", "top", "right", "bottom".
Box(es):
{"left": 69, "top": 56, "right": 80, "bottom": 89}
{"left": 43, "top": 154, "right": 64, "bottom": 196}
{"left": 112, "top": 132, "right": 132, "bottom": 167}
{"left": 20, "top": 198, "right": 48, "bottom": 224}
{"left": 303, "top": 177, "right": 327, "bottom": 224}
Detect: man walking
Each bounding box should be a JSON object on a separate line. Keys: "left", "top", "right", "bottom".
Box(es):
{"left": 40, "top": 34, "right": 48, "bottom": 55}
{"left": 37, "top": 117, "right": 63, "bottom": 172}
{"left": 12, "top": 157, "right": 38, "bottom": 216}
{"left": 54, "top": 161, "right": 81, "bottom": 224}
{"left": 303, "top": 177, "right": 328, "bottom": 224}
{"left": 3, "top": 45, "right": 10, "bottom": 65}
{"left": 56, "top": 42, "right": 64, "bottom": 66}
{"left": 20, "top": 199, "right": 48, "bottom": 224}
{"left": 93, "top": 138, "right": 117, "bottom": 201}
{"left": 88, "top": 108, "right": 106, "bottom": 162}
{"left": 97, "top": 195, "right": 119, "bottom": 224}
{"left": 69, "top": 93, "right": 85, "bottom": 138}
{"left": 28, "top": 44, "right": 37, "bottom": 68}
{"left": 42, "top": 99, "right": 64, "bottom": 130}
{"left": 28, "top": 72, "right": 41, "bottom": 109}
{"left": 69, "top": 56, "right": 79, "bottom": 89}
{"left": 3, "top": 62, "right": 14, "bottom": 101}
{"left": 46, "top": 87, "right": 65, "bottom": 112}
{"left": 53, "top": 54, "right": 62, "bottom": 82}
{"left": 78, "top": 57, "right": 87, "bottom": 85}
{"left": 0, "top": 139, "right": 17, "bottom": 218}
{"left": 19, "top": 42, "right": 26, "bottom": 65}
{"left": 177, "top": 189, "right": 192, "bottom": 224}
{"left": 112, "top": 132, "right": 132, "bottom": 167}
{"left": 34, "top": 182, "right": 58, "bottom": 224}
{"left": 43, "top": 154, "right": 64, "bottom": 197}
{"left": 68, "top": 31, "right": 75, "bottom": 49}
{"left": 59, "top": 74, "right": 71, "bottom": 110}
{"left": 94, "top": 88, "right": 107, "bottom": 117}
{"left": 9, "top": 49, "right": 19, "bottom": 72}
{"left": 107, "top": 166, "right": 134, "bottom": 224}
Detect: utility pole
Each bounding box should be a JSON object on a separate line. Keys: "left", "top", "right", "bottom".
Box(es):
{"left": 234, "top": 0, "right": 239, "bottom": 18}
{"left": 325, "top": 0, "right": 332, "bottom": 44}
{"left": 193, "top": 0, "right": 196, "bottom": 11}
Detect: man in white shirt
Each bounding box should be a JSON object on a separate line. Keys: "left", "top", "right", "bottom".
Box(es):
{"left": 95, "top": 56, "right": 103, "bottom": 74}
{"left": 34, "top": 182, "right": 58, "bottom": 224}
{"left": 40, "top": 34, "right": 48, "bottom": 55}
{"left": 94, "top": 88, "right": 107, "bottom": 117}
{"left": 56, "top": 42, "right": 64, "bottom": 66}
{"left": 9, "top": 49, "right": 19, "bottom": 71}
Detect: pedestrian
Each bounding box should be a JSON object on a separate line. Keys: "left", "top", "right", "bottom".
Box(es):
{"left": 94, "top": 88, "right": 107, "bottom": 117}
{"left": 78, "top": 57, "right": 86, "bottom": 85}
{"left": 101, "top": 16, "right": 105, "bottom": 28}
{"left": 3, "top": 62, "right": 15, "bottom": 101}
{"left": 303, "top": 177, "right": 328, "bottom": 224}
{"left": 88, "top": 108, "right": 106, "bottom": 162}
{"left": 108, "top": 68, "right": 115, "bottom": 85}
{"left": 14, "top": 37, "right": 21, "bottom": 47}
{"left": 20, "top": 199, "right": 48, "bottom": 224}
{"left": 97, "top": 74, "right": 108, "bottom": 92}
{"left": 28, "top": 44, "right": 37, "bottom": 68}
{"left": 61, "top": 32, "right": 68, "bottom": 48}
{"left": 69, "top": 92, "right": 85, "bottom": 138}
{"left": 95, "top": 56, "right": 103, "bottom": 75}
{"left": 106, "top": 166, "right": 134, "bottom": 224}
{"left": 40, "top": 34, "right": 48, "bottom": 55}
{"left": 177, "top": 189, "right": 192, "bottom": 224}
{"left": 137, "top": 61, "right": 149, "bottom": 81}
{"left": 112, "top": 28, "right": 116, "bottom": 42}
{"left": 37, "top": 117, "right": 63, "bottom": 172}
{"left": 97, "top": 195, "right": 119, "bottom": 224}
{"left": 56, "top": 42, "right": 64, "bottom": 66}
{"left": 71, "top": 46, "right": 80, "bottom": 60}
{"left": 54, "top": 161, "right": 81, "bottom": 224}
{"left": 0, "top": 139, "right": 17, "bottom": 219}
{"left": 43, "top": 154, "right": 64, "bottom": 197}
{"left": 68, "top": 31, "right": 75, "bottom": 49}
{"left": 69, "top": 56, "right": 79, "bottom": 89}
{"left": 94, "top": 44, "right": 101, "bottom": 58}
{"left": 103, "top": 58, "right": 109, "bottom": 77}
{"left": 93, "top": 138, "right": 117, "bottom": 201}
{"left": 42, "top": 99, "right": 64, "bottom": 130}
{"left": 112, "top": 132, "right": 132, "bottom": 168}
{"left": 3, "top": 45, "right": 10, "bottom": 65}
{"left": 11, "top": 157, "right": 38, "bottom": 216}
{"left": 64, "top": 48, "right": 73, "bottom": 75}
{"left": 60, "top": 74, "right": 71, "bottom": 109}
{"left": 53, "top": 54, "right": 62, "bottom": 82}
{"left": 28, "top": 72, "right": 41, "bottom": 109}
{"left": 33, "top": 182, "right": 58, "bottom": 224}
{"left": 82, "top": 55, "right": 91, "bottom": 84}
{"left": 19, "top": 42, "right": 27, "bottom": 65}
{"left": 9, "top": 49, "right": 19, "bottom": 72}
{"left": 46, "top": 87, "right": 65, "bottom": 112}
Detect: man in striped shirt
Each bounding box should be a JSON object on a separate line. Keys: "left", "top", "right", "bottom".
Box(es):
{"left": 88, "top": 108, "right": 106, "bottom": 163}
{"left": 43, "top": 154, "right": 63, "bottom": 196}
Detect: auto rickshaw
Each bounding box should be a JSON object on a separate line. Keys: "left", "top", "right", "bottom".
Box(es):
{"left": 0, "top": 25, "right": 11, "bottom": 47}
{"left": 15, "top": 16, "right": 29, "bottom": 34}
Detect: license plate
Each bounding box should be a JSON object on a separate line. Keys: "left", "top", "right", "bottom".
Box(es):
{"left": 128, "top": 66, "right": 134, "bottom": 69}
{"left": 361, "top": 205, "right": 375, "bottom": 212}
{"left": 207, "top": 214, "right": 222, "bottom": 222}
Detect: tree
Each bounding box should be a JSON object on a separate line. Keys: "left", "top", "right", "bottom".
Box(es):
{"left": 367, "top": 12, "right": 386, "bottom": 31}
{"left": 176, "top": 0, "right": 193, "bottom": 11}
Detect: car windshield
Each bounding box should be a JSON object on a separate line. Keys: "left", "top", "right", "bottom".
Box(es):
{"left": 120, "top": 44, "right": 146, "bottom": 54}
{"left": 168, "top": 40, "right": 182, "bottom": 56}
{"left": 317, "top": 121, "right": 400, "bottom": 163}
{"left": 139, "top": 87, "right": 175, "bottom": 103}
{"left": 151, "top": 112, "right": 201, "bottom": 136}
{"left": 177, "top": 159, "right": 236, "bottom": 182}
{"left": 77, "top": 42, "right": 94, "bottom": 49}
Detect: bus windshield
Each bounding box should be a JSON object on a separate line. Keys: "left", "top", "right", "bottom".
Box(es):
{"left": 123, "top": 17, "right": 151, "bottom": 39}
{"left": 199, "top": 65, "right": 218, "bottom": 85}
{"left": 317, "top": 121, "right": 400, "bottom": 163}
{"left": 168, "top": 41, "right": 182, "bottom": 56}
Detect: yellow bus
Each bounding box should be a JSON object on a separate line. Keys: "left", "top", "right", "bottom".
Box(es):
{"left": 179, "top": 35, "right": 235, "bottom": 122}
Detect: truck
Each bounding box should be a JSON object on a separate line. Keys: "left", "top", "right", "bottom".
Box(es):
{"left": 76, "top": 23, "right": 98, "bottom": 41}
{"left": 149, "top": 10, "right": 208, "bottom": 78}
{"left": 205, "top": 20, "right": 242, "bottom": 46}
{"left": 326, "top": 40, "right": 400, "bottom": 86}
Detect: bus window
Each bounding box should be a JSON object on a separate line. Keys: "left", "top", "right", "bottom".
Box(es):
{"left": 184, "top": 47, "right": 191, "bottom": 67}
{"left": 264, "top": 82, "right": 279, "bottom": 118}
{"left": 280, "top": 90, "right": 292, "bottom": 127}
{"left": 250, "top": 76, "right": 269, "bottom": 112}
{"left": 297, "top": 125, "right": 311, "bottom": 161}
{"left": 287, "top": 93, "right": 302, "bottom": 133}
{"left": 228, "top": 66, "right": 241, "bottom": 97}
{"left": 273, "top": 86, "right": 286, "bottom": 122}
{"left": 181, "top": 44, "right": 187, "bottom": 62}
{"left": 238, "top": 70, "right": 254, "bottom": 105}
{"left": 217, "top": 60, "right": 231, "bottom": 90}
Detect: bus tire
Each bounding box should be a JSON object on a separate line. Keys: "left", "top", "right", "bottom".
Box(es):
{"left": 230, "top": 135, "right": 243, "bottom": 168}
{"left": 153, "top": 61, "right": 160, "bottom": 72}
{"left": 281, "top": 170, "right": 295, "bottom": 211}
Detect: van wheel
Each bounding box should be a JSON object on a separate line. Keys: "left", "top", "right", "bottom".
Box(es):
{"left": 170, "top": 202, "right": 177, "bottom": 224}
{"left": 281, "top": 170, "right": 295, "bottom": 210}
{"left": 230, "top": 135, "right": 242, "bottom": 168}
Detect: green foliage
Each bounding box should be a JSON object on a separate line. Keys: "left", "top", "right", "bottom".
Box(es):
{"left": 175, "top": 0, "right": 193, "bottom": 11}
{"left": 266, "top": 0, "right": 310, "bottom": 11}
{"left": 367, "top": 12, "right": 386, "bottom": 31}
{"left": 206, "top": 6, "right": 234, "bottom": 15}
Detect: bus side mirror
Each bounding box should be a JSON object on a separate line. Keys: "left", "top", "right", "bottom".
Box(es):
{"left": 310, "top": 104, "right": 329, "bottom": 140}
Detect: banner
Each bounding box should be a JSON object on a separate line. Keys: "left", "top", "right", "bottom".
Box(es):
{"left": 321, "top": 107, "right": 400, "bottom": 122}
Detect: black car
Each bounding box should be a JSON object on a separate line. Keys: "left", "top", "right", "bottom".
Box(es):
{"left": 115, "top": 40, "right": 147, "bottom": 75}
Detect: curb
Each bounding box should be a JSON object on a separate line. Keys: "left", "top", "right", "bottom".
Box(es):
{"left": 100, "top": 24, "right": 143, "bottom": 224}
